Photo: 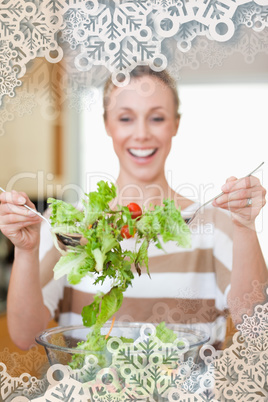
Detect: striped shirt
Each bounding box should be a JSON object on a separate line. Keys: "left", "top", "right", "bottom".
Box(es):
{"left": 41, "top": 204, "right": 233, "bottom": 348}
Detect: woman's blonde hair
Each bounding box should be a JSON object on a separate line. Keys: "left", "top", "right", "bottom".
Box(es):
{"left": 103, "top": 66, "right": 180, "bottom": 120}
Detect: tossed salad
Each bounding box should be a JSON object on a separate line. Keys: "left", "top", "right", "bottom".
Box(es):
{"left": 48, "top": 181, "right": 191, "bottom": 354}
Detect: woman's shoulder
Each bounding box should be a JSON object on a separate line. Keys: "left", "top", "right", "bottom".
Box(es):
{"left": 170, "top": 190, "right": 196, "bottom": 211}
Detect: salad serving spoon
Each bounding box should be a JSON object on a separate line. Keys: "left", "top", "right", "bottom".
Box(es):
{"left": 0, "top": 186, "right": 82, "bottom": 247}
{"left": 183, "top": 161, "right": 264, "bottom": 225}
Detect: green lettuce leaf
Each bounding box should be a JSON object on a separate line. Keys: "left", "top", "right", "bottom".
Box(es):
{"left": 136, "top": 209, "right": 162, "bottom": 240}
{"left": 48, "top": 181, "right": 192, "bottom": 358}
{"left": 92, "top": 248, "right": 104, "bottom": 273}
{"left": 47, "top": 198, "right": 84, "bottom": 227}
{"left": 82, "top": 293, "right": 103, "bottom": 327}
{"left": 135, "top": 238, "right": 149, "bottom": 277}
{"left": 70, "top": 329, "right": 108, "bottom": 368}
{"left": 53, "top": 251, "right": 88, "bottom": 281}
{"left": 83, "top": 181, "right": 116, "bottom": 226}
{"left": 68, "top": 255, "right": 96, "bottom": 284}
{"left": 160, "top": 200, "right": 191, "bottom": 248}
{"left": 95, "top": 287, "right": 124, "bottom": 331}
{"left": 101, "top": 234, "right": 118, "bottom": 255}
{"left": 155, "top": 322, "right": 178, "bottom": 343}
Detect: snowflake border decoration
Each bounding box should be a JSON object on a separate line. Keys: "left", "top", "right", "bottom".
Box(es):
{"left": 1, "top": 290, "right": 267, "bottom": 401}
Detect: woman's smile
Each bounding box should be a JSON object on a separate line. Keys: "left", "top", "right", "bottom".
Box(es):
{"left": 127, "top": 148, "right": 158, "bottom": 163}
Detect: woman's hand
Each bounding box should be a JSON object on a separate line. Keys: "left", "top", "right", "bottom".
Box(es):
{"left": 212, "top": 175, "right": 266, "bottom": 230}
{"left": 0, "top": 190, "right": 42, "bottom": 250}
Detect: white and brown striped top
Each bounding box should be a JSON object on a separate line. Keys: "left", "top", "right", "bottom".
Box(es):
{"left": 41, "top": 204, "right": 233, "bottom": 348}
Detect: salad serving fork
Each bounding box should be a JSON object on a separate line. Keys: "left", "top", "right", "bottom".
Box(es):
{"left": 184, "top": 161, "right": 264, "bottom": 225}
{"left": 0, "top": 187, "right": 50, "bottom": 225}
{"left": 0, "top": 186, "right": 81, "bottom": 247}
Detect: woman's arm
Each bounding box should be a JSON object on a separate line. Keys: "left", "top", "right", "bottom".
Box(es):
{"left": 7, "top": 247, "right": 51, "bottom": 350}
{"left": 231, "top": 223, "right": 267, "bottom": 299}
{"left": 213, "top": 175, "right": 268, "bottom": 323}
{"left": 0, "top": 191, "right": 52, "bottom": 349}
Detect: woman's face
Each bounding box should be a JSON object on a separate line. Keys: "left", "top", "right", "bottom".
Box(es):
{"left": 104, "top": 75, "right": 180, "bottom": 184}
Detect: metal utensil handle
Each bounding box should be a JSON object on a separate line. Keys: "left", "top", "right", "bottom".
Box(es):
{"left": 245, "top": 161, "right": 264, "bottom": 177}
{"left": 202, "top": 161, "right": 265, "bottom": 208}
{"left": 186, "top": 161, "right": 265, "bottom": 223}
{"left": 0, "top": 186, "right": 51, "bottom": 227}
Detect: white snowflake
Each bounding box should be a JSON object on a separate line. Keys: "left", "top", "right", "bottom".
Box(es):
{"left": 0, "top": 63, "right": 21, "bottom": 105}
{"left": 240, "top": 330, "right": 268, "bottom": 366}
{"left": 68, "top": 87, "right": 98, "bottom": 112}
{"left": 0, "top": 40, "right": 17, "bottom": 63}
{"left": 234, "top": 2, "right": 264, "bottom": 29}
{"left": 7, "top": 90, "right": 37, "bottom": 117}
{"left": 0, "top": 105, "right": 15, "bottom": 136}
{"left": 0, "top": 0, "right": 267, "bottom": 111}
{"left": 237, "top": 305, "right": 268, "bottom": 339}
{"left": 229, "top": 24, "right": 268, "bottom": 64}
{"left": 198, "top": 40, "right": 230, "bottom": 68}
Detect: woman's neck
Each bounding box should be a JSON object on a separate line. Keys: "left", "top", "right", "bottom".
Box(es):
{"left": 113, "top": 172, "right": 194, "bottom": 211}
{"left": 116, "top": 180, "right": 171, "bottom": 208}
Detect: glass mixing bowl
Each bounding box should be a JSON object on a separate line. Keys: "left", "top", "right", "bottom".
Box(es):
{"left": 36, "top": 322, "right": 209, "bottom": 368}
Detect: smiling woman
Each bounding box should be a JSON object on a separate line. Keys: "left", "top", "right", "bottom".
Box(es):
{"left": 38, "top": 67, "right": 266, "bottom": 348}
{"left": 1, "top": 66, "right": 267, "bottom": 351}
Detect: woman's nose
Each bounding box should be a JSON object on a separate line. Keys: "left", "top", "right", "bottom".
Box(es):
{"left": 133, "top": 119, "right": 151, "bottom": 141}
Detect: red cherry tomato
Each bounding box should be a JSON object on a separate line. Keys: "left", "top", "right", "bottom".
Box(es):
{"left": 127, "top": 203, "right": 142, "bottom": 219}
{"left": 120, "top": 225, "right": 135, "bottom": 239}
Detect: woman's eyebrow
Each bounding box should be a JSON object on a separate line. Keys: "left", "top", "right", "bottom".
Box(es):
{"left": 118, "top": 106, "right": 165, "bottom": 111}
{"left": 151, "top": 106, "right": 165, "bottom": 110}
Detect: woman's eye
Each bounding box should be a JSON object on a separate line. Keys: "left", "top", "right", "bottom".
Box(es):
{"left": 151, "top": 116, "right": 164, "bottom": 122}
{"left": 119, "top": 117, "right": 131, "bottom": 122}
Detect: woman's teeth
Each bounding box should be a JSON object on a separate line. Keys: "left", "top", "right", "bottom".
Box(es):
{"left": 129, "top": 148, "right": 157, "bottom": 157}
